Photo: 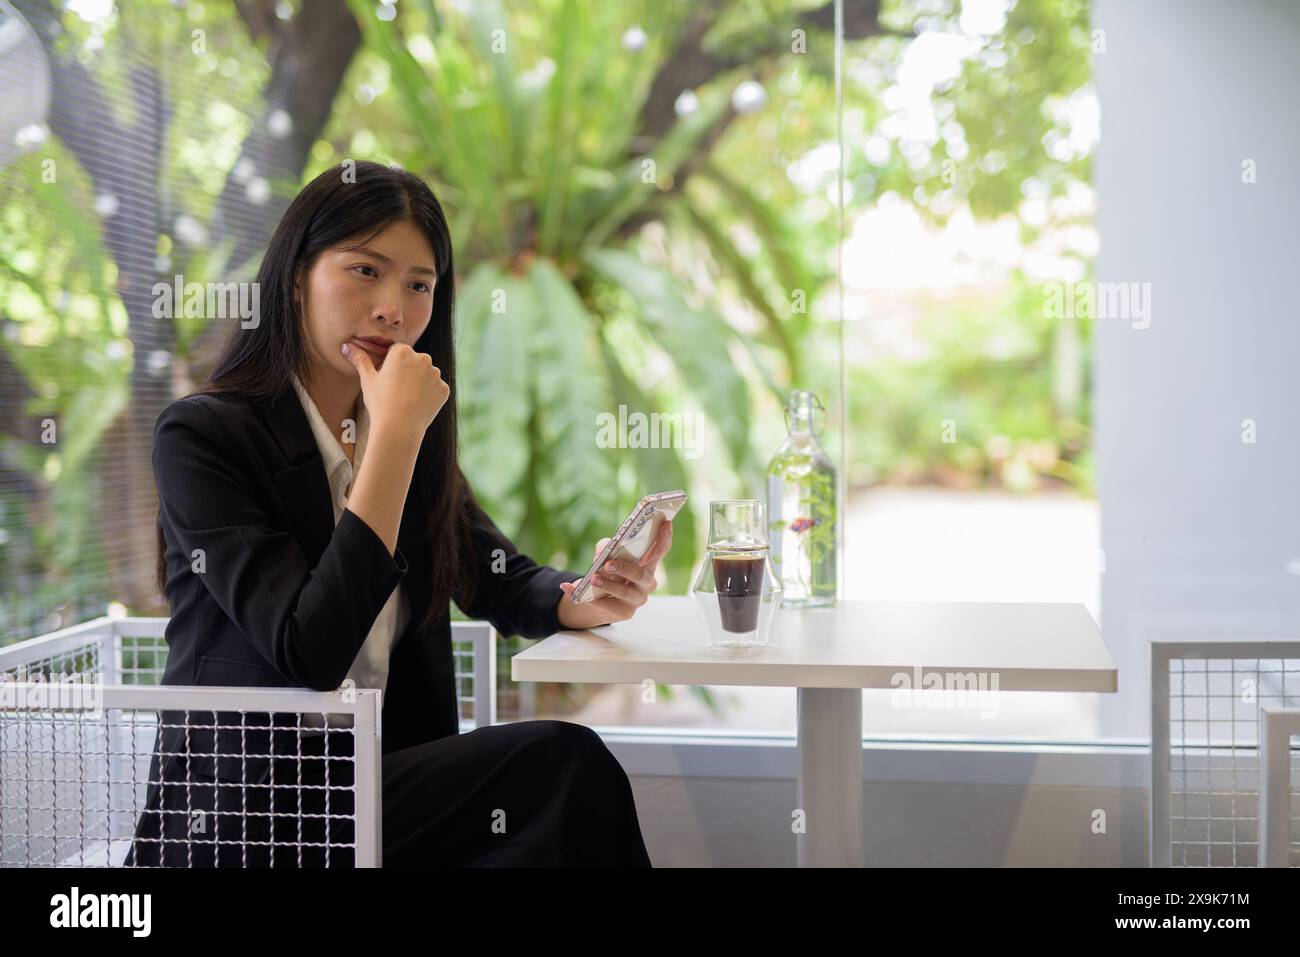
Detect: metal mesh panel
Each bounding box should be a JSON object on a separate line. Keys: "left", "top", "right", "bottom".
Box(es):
{"left": 0, "top": 615, "right": 496, "bottom": 867}
{"left": 1152, "top": 641, "right": 1300, "bottom": 867}
{"left": 128, "top": 711, "right": 361, "bottom": 868}
{"left": 0, "top": 619, "right": 383, "bottom": 867}
{"left": 1, "top": 686, "right": 380, "bottom": 868}
{"left": 454, "top": 638, "right": 476, "bottom": 725}
{"left": 4, "top": 616, "right": 496, "bottom": 724}
{"left": 0, "top": 643, "right": 99, "bottom": 683}
{"left": 118, "top": 635, "right": 168, "bottom": 686}
{"left": 0, "top": 701, "right": 142, "bottom": 866}
{"left": 452, "top": 621, "right": 496, "bottom": 731}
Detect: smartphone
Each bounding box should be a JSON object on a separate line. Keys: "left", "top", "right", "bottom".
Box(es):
{"left": 568, "top": 490, "right": 687, "bottom": 603}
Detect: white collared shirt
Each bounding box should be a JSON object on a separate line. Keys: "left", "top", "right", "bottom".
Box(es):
{"left": 290, "top": 373, "right": 409, "bottom": 713}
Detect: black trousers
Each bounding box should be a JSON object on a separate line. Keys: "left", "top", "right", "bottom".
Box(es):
{"left": 130, "top": 719, "right": 652, "bottom": 868}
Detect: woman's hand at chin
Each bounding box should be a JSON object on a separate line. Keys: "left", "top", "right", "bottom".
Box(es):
{"left": 556, "top": 519, "right": 674, "bottom": 629}
{"left": 341, "top": 340, "right": 448, "bottom": 444}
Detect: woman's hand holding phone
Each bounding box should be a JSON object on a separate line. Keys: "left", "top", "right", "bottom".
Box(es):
{"left": 557, "top": 519, "right": 674, "bottom": 629}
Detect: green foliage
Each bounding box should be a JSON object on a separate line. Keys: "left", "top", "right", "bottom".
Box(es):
{"left": 0, "top": 0, "right": 1101, "bottom": 659}
{"left": 0, "top": 144, "right": 128, "bottom": 631}
{"left": 834, "top": 0, "right": 1097, "bottom": 496}
{"left": 0, "top": 0, "right": 286, "bottom": 640}
{"left": 847, "top": 272, "right": 1094, "bottom": 495}
{"left": 858, "top": 0, "right": 1094, "bottom": 237}
{"left": 336, "top": 0, "right": 824, "bottom": 584}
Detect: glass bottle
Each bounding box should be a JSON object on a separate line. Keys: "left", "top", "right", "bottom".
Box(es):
{"left": 766, "top": 390, "right": 838, "bottom": 606}
{"left": 691, "top": 500, "right": 783, "bottom": 648}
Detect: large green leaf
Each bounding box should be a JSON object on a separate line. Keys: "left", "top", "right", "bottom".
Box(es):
{"left": 584, "top": 249, "right": 752, "bottom": 473}
{"left": 535, "top": 0, "right": 580, "bottom": 256}
{"left": 677, "top": 201, "right": 798, "bottom": 392}
{"left": 344, "top": 0, "right": 441, "bottom": 159}
{"left": 526, "top": 259, "right": 619, "bottom": 550}
{"left": 596, "top": 336, "right": 698, "bottom": 595}
{"left": 451, "top": 260, "right": 497, "bottom": 372}
{"left": 576, "top": 82, "right": 733, "bottom": 252}
{"left": 346, "top": 0, "right": 508, "bottom": 250}
{"left": 695, "top": 159, "right": 818, "bottom": 342}
{"left": 455, "top": 263, "right": 530, "bottom": 529}
{"left": 463, "top": 0, "right": 525, "bottom": 173}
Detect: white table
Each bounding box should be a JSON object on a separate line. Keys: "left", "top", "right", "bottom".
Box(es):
{"left": 512, "top": 595, "right": 1116, "bottom": 867}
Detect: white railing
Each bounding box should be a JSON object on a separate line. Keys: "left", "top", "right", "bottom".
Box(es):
{"left": 0, "top": 616, "right": 499, "bottom": 730}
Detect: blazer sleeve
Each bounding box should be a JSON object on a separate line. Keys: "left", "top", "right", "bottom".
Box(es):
{"left": 452, "top": 493, "right": 582, "bottom": 640}
{"left": 153, "top": 397, "right": 409, "bottom": 691}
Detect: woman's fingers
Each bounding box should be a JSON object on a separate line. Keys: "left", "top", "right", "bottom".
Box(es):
{"left": 598, "top": 558, "right": 652, "bottom": 589}
{"left": 589, "top": 569, "right": 647, "bottom": 606}
{"left": 639, "top": 519, "right": 674, "bottom": 568}
{"left": 567, "top": 521, "right": 673, "bottom": 624}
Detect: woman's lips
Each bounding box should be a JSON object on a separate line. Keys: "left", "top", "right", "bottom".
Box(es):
{"left": 350, "top": 337, "right": 392, "bottom": 357}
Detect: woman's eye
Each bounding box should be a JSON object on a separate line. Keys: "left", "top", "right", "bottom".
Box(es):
{"left": 412, "top": 281, "right": 432, "bottom": 294}
{"left": 354, "top": 264, "right": 378, "bottom": 278}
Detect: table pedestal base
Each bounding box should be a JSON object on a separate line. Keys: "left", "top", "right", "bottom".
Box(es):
{"left": 796, "top": 687, "right": 864, "bottom": 867}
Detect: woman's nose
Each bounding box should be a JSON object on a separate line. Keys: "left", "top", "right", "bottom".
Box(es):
{"left": 375, "top": 296, "right": 402, "bottom": 327}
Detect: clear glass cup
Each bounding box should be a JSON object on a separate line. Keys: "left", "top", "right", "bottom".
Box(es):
{"left": 691, "top": 500, "right": 783, "bottom": 648}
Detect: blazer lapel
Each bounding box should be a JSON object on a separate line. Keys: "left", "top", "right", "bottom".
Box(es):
{"left": 254, "top": 383, "right": 434, "bottom": 628}
{"left": 394, "top": 442, "right": 432, "bottom": 628}
{"left": 256, "top": 385, "right": 336, "bottom": 565}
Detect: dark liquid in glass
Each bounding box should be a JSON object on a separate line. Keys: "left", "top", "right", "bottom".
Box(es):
{"left": 712, "top": 552, "right": 766, "bottom": 633}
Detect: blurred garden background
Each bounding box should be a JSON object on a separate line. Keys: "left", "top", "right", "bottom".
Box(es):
{"left": 0, "top": 0, "right": 1100, "bottom": 738}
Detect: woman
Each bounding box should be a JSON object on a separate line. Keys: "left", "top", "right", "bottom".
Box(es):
{"left": 125, "top": 160, "right": 665, "bottom": 868}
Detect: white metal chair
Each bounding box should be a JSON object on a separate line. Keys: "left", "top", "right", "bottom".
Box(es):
{"left": 0, "top": 615, "right": 498, "bottom": 867}
{"left": 1257, "top": 704, "right": 1300, "bottom": 867}
{"left": 1150, "top": 638, "right": 1300, "bottom": 867}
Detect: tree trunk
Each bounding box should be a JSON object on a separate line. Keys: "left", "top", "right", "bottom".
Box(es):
{"left": 16, "top": 0, "right": 361, "bottom": 614}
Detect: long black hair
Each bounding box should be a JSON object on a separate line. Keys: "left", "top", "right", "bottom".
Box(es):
{"left": 156, "top": 160, "right": 489, "bottom": 632}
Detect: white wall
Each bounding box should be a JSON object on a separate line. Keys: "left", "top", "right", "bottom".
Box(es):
{"left": 1093, "top": 0, "right": 1300, "bottom": 738}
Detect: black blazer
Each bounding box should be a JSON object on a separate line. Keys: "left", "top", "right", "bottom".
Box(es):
{"left": 143, "top": 386, "right": 581, "bottom": 784}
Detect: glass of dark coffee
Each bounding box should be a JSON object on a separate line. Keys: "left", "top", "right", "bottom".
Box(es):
{"left": 713, "top": 551, "right": 766, "bottom": 633}
{"left": 692, "top": 500, "right": 783, "bottom": 647}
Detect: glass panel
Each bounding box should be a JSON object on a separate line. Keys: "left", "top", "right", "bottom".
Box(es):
{"left": 472, "top": 2, "right": 853, "bottom": 732}
{"left": 0, "top": 1, "right": 848, "bottom": 741}
{"left": 840, "top": 0, "right": 1102, "bottom": 741}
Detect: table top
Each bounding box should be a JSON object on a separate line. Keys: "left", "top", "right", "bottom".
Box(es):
{"left": 511, "top": 596, "right": 1116, "bottom": 692}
